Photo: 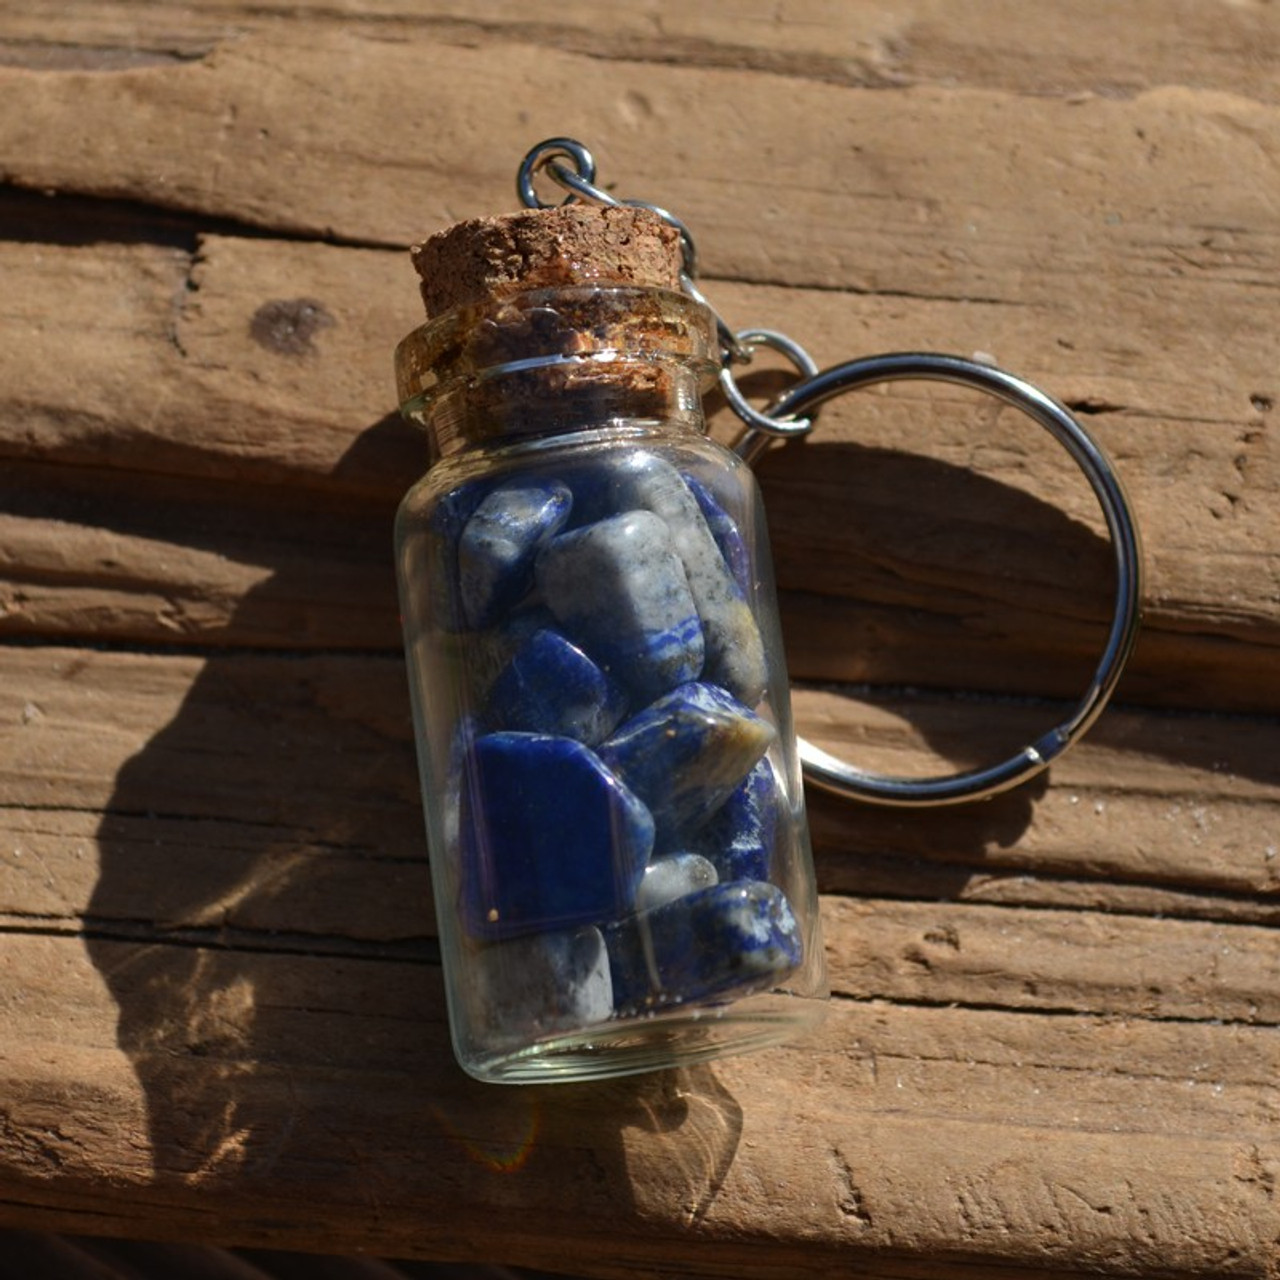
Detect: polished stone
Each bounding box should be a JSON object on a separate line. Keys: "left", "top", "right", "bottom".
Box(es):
{"left": 401, "top": 476, "right": 490, "bottom": 633}
{"left": 634, "top": 853, "right": 719, "bottom": 914}
{"left": 465, "top": 604, "right": 558, "bottom": 701}
{"left": 599, "top": 682, "right": 775, "bottom": 847}
{"left": 536, "top": 509, "right": 705, "bottom": 702}
{"left": 460, "top": 732, "right": 654, "bottom": 939}
{"left": 471, "top": 925, "right": 613, "bottom": 1047}
{"left": 686, "top": 473, "right": 753, "bottom": 599}
{"left": 486, "top": 627, "right": 628, "bottom": 745}
{"left": 458, "top": 478, "right": 572, "bottom": 628}
{"left": 693, "top": 756, "right": 780, "bottom": 883}
{"left": 605, "top": 880, "right": 803, "bottom": 1014}
{"left": 608, "top": 453, "right": 768, "bottom": 703}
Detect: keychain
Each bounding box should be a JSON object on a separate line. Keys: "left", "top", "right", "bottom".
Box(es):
{"left": 392, "top": 138, "right": 1143, "bottom": 1083}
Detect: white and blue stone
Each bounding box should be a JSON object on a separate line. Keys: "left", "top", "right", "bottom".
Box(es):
{"left": 685, "top": 474, "right": 753, "bottom": 600}
{"left": 692, "top": 756, "right": 780, "bottom": 884}
{"left": 459, "top": 732, "right": 654, "bottom": 940}
{"left": 465, "top": 604, "right": 558, "bottom": 702}
{"left": 471, "top": 925, "right": 613, "bottom": 1047}
{"left": 634, "top": 853, "right": 719, "bottom": 914}
{"left": 486, "top": 628, "right": 628, "bottom": 745}
{"left": 599, "top": 682, "right": 775, "bottom": 847}
{"left": 403, "top": 477, "right": 491, "bottom": 633}
{"left": 458, "top": 478, "right": 572, "bottom": 628}
{"left": 535, "top": 509, "right": 705, "bottom": 702}
{"left": 604, "top": 880, "right": 802, "bottom": 1014}
{"left": 606, "top": 454, "right": 769, "bottom": 704}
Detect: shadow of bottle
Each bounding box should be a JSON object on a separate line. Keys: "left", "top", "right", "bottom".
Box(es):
{"left": 79, "top": 413, "right": 745, "bottom": 1239}
{"left": 77, "top": 409, "right": 1080, "bottom": 1175}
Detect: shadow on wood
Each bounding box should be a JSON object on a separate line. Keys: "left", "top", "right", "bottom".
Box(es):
{"left": 80, "top": 417, "right": 746, "bottom": 1248}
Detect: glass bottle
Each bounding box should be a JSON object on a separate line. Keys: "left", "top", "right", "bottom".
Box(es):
{"left": 393, "top": 205, "right": 827, "bottom": 1083}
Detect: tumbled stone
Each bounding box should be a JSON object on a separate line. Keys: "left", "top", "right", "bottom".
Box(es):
{"left": 486, "top": 628, "right": 628, "bottom": 745}
{"left": 399, "top": 476, "right": 491, "bottom": 633}
{"left": 471, "top": 925, "right": 613, "bottom": 1048}
{"left": 609, "top": 453, "right": 768, "bottom": 704}
{"left": 599, "top": 682, "right": 775, "bottom": 847}
{"left": 692, "top": 756, "right": 780, "bottom": 883}
{"left": 460, "top": 732, "right": 654, "bottom": 939}
{"left": 605, "top": 880, "right": 802, "bottom": 1014}
{"left": 536, "top": 510, "right": 704, "bottom": 701}
{"left": 634, "top": 853, "right": 719, "bottom": 913}
{"left": 458, "top": 478, "right": 572, "bottom": 628}
{"left": 464, "top": 604, "right": 558, "bottom": 701}
{"left": 685, "top": 474, "right": 753, "bottom": 599}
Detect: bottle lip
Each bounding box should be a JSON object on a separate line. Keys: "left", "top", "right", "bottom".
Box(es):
{"left": 395, "top": 284, "right": 719, "bottom": 421}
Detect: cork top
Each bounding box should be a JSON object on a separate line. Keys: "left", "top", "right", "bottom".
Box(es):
{"left": 410, "top": 204, "right": 684, "bottom": 318}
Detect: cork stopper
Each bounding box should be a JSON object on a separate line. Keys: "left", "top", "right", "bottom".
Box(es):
{"left": 411, "top": 204, "right": 684, "bottom": 318}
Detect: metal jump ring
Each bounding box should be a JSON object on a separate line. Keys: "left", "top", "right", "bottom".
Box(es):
{"left": 750, "top": 352, "right": 1143, "bottom": 807}
{"left": 720, "top": 328, "right": 820, "bottom": 443}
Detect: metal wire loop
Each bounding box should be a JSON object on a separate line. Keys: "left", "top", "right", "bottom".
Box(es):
{"left": 749, "top": 352, "right": 1144, "bottom": 807}
{"left": 720, "top": 328, "right": 819, "bottom": 446}
{"left": 517, "top": 139, "right": 699, "bottom": 278}
{"left": 516, "top": 138, "right": 598, "bottom": 209}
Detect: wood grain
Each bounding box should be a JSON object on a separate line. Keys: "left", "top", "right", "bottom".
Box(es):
{"left": 2, "top": 3, "right": 1279, "bottom": 1276}
{"left": 1, "top": 233, "right": 1276, "bottom": 709}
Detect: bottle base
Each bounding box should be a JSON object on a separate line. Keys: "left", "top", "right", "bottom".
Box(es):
{"left": 459, "top": 991, "right": 826, "bottom": 1085}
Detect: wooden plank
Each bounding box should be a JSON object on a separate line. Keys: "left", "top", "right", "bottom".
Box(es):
{"left": 0, "top": 31, "right": 1276, "bottom": 304}
{"left": 1, "top": 928, "right": 1276, "bottom": 1278}
{"left": 1, "top": 235, "right": 1277, "bottom": 708}
{"left": 2, "top": 6, "right": 1279, "bottom": 1276}
{"left": 3, "top": 648, "right": 1277, "bottom": 929}
{"left": 2, "top": 0, "right": 1279, "bottom": 103}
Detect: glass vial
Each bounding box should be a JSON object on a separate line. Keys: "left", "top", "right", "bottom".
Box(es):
{"left": 394, "top": 205, "right": 827, "bottom": 1083}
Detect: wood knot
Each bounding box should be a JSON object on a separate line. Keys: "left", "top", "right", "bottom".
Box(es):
{"left": 249, "top": 297, "right": 335, "bottom": 356}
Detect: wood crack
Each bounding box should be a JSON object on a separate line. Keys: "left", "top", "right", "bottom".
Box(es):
{"left": 828, "top": 989, "right": 1280, "bottom": 1030}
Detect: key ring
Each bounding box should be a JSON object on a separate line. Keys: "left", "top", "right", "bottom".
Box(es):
{"left": 516, "top": 138, "right": 1145, "bottom": 807}
{"left": 748, "top": 353, "right": 1144, "bottom": 805}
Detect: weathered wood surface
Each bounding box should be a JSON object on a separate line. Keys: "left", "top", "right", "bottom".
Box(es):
{"left": 1, "top": 4, "right": 1278, "bottom": 1277}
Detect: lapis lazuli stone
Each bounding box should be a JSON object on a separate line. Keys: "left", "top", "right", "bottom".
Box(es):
{"left": 686, "top": 474, "right": 753, "bottom": 600}
{"left": 402, "top": 477, "right": 491, "bottom": 633}
{"left": 471, "top": 925, "right": 613, "bottom": 1048}
{"left": 460, "top": 732, "right": 654, "bottom": 939}
{"left": 458, "top": 478, "right": 572, "bottom": 628}
{"left": 486, "top": 628, "right": 628, "bottom": 746}
{"left": 604, "top": 880, "right": 802, "bottom": 1014}
{"left": 607, "top": 453, "right": 769, "bottom": 704}
{"left": 536, "top": 509, "right": 705, "bottom": 702}
{"left": 466, "top": 604, "right": 558, "bottom": 701}
{"left": 634, "top": 853, "right": 719, "bottom": 914}
{"left": 693, "top": 756, "right": 779, "bottom": 883}
{"left": 599, "top": 682, "right": 775, "bottom": 847}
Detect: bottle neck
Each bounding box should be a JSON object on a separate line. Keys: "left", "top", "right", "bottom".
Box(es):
{"left": 396, "top": 286, "right": 719, "bottom": 461}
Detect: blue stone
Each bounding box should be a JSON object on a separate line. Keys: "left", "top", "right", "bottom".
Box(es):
{"left": 400, "top": 477, "right": 491, "bottom": 633}
{"left": 458, "top": 478, "right": 572, "bottom": 628}
{"left": 536, "top": 510, "right": 704, "bottom": 702}
{"left": 486, "top": 628, "right": 628, "bottom": 745}
{"left": 634, "top": 853, "right": 719, "bottom": 913}
{"left": 599, "top": 682, "right": 775, "bottom": 847}
{"left": 692, "top": 757, "right": 780, "bottom": 883}
{"left": 608, "top": 453, "right": 768, "bottom": 703}
{"left": 467, "top": 605, "right": 558, "bottom": 702}
{"left": 459, "top": 732, "right": 654, "bottom": 939}
{"left": 685, "top": 474, "right": 752, "bottom": 599}
{"left": 604, "top": 880, "right": 802, "bottom": 1014}
{"left": 471, "top": 925, "right": 614, "bottom": 1047}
